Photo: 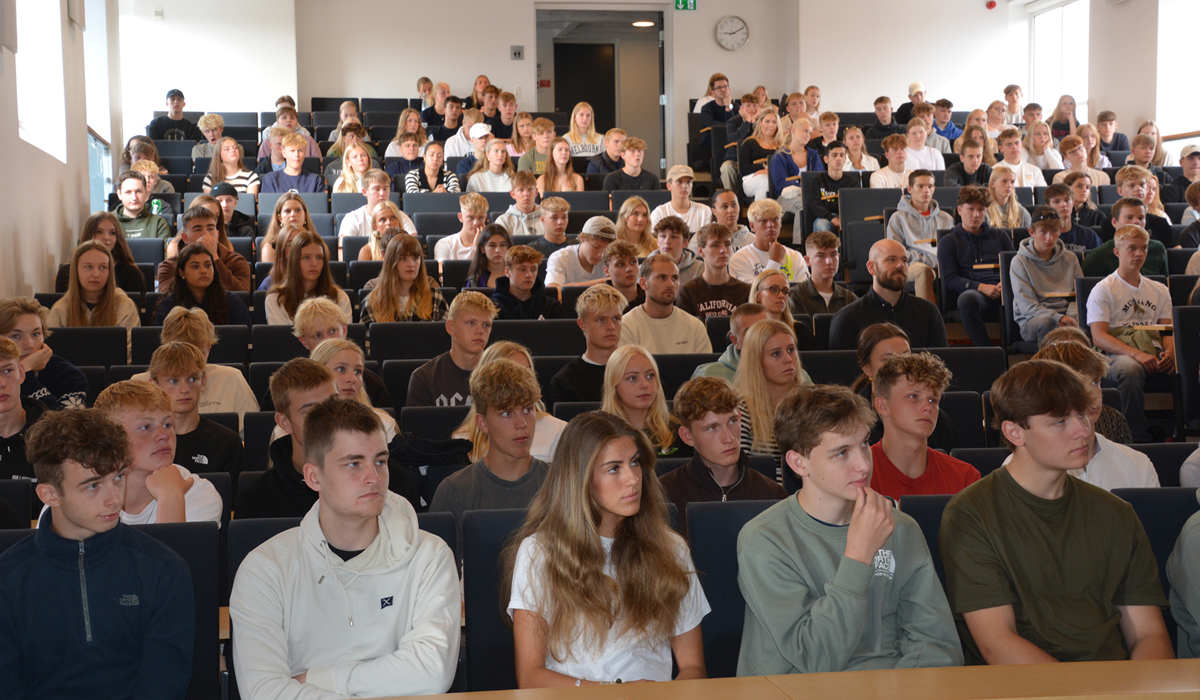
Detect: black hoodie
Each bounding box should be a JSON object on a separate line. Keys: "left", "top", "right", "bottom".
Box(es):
{"left": 866, "top": 118, "right": 905, "bottom": 141}
{"left": 491, "top": 276, "right": 565, "bottom": 319}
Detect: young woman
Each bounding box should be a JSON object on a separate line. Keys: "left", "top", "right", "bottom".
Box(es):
{"left": 778, "top": 93, "right": 806, "bottom": 135}
{"left": 332, "top": 142, "right": 373, "bottom": 194}
{"left": 1050, "top": 95, "right": 1079, "bottom": 141}
{"left": 769, "top": 115, "right": 821, "bottom": 214}
{"left": 537, "top": 138, "right": 584, "bottom": 195}
{"left": 47, "top": 241, "right": 141, "bottom": 332}
{"left": 601, "top": 345, "right": 687, "bottom": 458}
{"left": 452, "top": 341, "right": 567, "bottom": 464}
{"left": 508, "top": 112, "right": 535, "bottom": 158}
{"left": 309, "top": 338, "right": 398, "bottom": 442}
{"left": 465, "top": 224, "right": 512, "bottom": 289}
{"left": 957, "top": 124, "right": 997, "bottom": 166}
{"left": 417, "top": 77, "right": 434, "bottom": 108}
{"left": 155, "top": 244, "right": 251, "bottom": 325}
{"left": 264, "top": 230, "right": 351, "bottom": 325}
{"left": 1136, "top": 120, "right": 1179, "bottom": 167}
{"left": 404, "top": 141, "right": 460, "bottom": 193}
{"left": 740, "top": 109, "right": 784, "bottom": 201}
{"left": 564, "top": 102, "right": 603, "bottom": 157}
{"left": 0, "top": 297, "right": 88, "bottom": 410}
{"left": 985, "top": 101, "right": 1006, "bottom": 139}
{"left": 1063, "top": 171, "right": 1108, "bottom": 229}
{"left": 360, "top": 233, "right": 449, "bottom": 324}
{"left": 1022, "top": 121, "right": 1064, "bottom": 169}
{"left": 467, "top": 74, "right": 491, "bottom": 111}
{"left": 467, "top": 138, "right": 516, "bottom": 193}
{"left": 202, "top": 137, "right": 260, "bottom": 194}
{"left": 752, "top": 85, "right": 771, "bottom": 108}
{"left": 1145, "top": 176, "right": 1170, "bottom": 223}
{"left": 55, "top": 212, "right": 144, "bottom": 295}
{"left": 360, "top": 201, "right": 405, "bottom": 262}
{"left": 385, "top": 109, "right": 429, "bottom": 157}
{"left": 261, "top": 192, "right": 318, "bottom": 263}
{"left": 842, "top": 126, "right": 880, "bottom": 172}
{"left": 749, "top": 270, "right": 794, "bottom": 327}
{"left": 327, "top": 100, "right": 360, "bottom": 143}
{"left": 733, "top": 320, "right": 803, "bottom": 480}
{"left": 987, "top": 166, "right": 1030, "bottom": 229}
{"left": 1075, "top": 123, "right": 1114, "bottom": 169}
{"left": 502, "top": 410, "right": 708, "bottom": 687}
{"left": 1002, "top": 85, "right": 1023, "bottom": 125}
{"left": 615, "top": 196, "right": 655, "bottom": 256}
{"left": 119, "top": 136, "right": 167, "bottom": 179}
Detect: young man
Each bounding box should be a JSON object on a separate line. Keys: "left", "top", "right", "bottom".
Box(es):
{"left": 602, "top": 137, "right": 659, "bottom": 191}
{"left": 434, "top": 192, "right": 488, "bottom": 261}
{"left": 0, "top": 408, "right": 195, "bottom": 698}
{"left": 1086, "top": 225, "right": 1174, "bottom": 443}
{"left": 586, "top": 128, "right": 626, "bottom": 175}
{"left": 830, "top": 238, "right": 948, "bottom": 350}
{"left": 488, "top": 91, "right": 518, "bottom": 140}
{"left": 941, "top": 360, "right": 1171, "bottom": 664}
{"left": 455, "top": 123, "right": 493, "bottom": 180}
{"left": 0, "top": 336, "right": 49, "bottom": 517}
{"left": 913, "top": 103, "right": 952, "bottom": 154}
{"left": 933, "top": 99, "right": 962, "bottom": 142}
{"left": 904, "top": 119, "right": 947, "bottom": 171}
{"left": 1096, "top": 111, "right": 1131, "bottom": 153}
{"left": 1010, "top": 207, "right": 1084, "bottom": 346}
{"left": 804, "top": 141, "right": 861, "bottom": 233}
{"left": 255, "top": 106, "right": 321, "bottom": 159}
{"left": 427, "top": 95, "right": 464, "bottom": 142}
{"left": 887, "top": 169, "right": 953, "bottom": 302}
{"left": 444, "top": 108, "right": 483, "bottom": 159}
{"left": 737, "top": 382, "right": 962, "bottom": 675}
{"left": 147, "top": 88, "right": 201, "bottom": 141}
{"left": 894, "top": 81, "right": 926, "bottom": 126}
{"left": 528, "top": 195, "right": 569, "bottom": 258}
{"left": 292, "top": 298, "right": 391, "bottom": 409}
{"left": 430, "top": 360, "right": 548, "bottom": 536}
{"left": 1053, "top": 136, "right": 1112, "bottom": 186}
{"left": 261, "top": 133, "right": 324, "bottom": 194}
{"left": 997, "top": 127, "right": 1047, "bottom": 188}
{"left": 807, "top": 112, "right": 840, "bottom": 157}
{"left": 660, "top": 377, "right": 787, "bottom": 536}
{"left": 478, "top": 85, "right": 500, "bottom": 121}
{"left": 549, "top": 285, "right": 627, "bottom": 404}
{"left": 870, "top": 353, "right": 979, "bottom": 500}
{"left": 384, "top": 132, "right": 424, "bottom": 179}
{"left": 719, "top": 95, "right": 761, "bottom": 190}
{"left": 495, "top": 171, "right": 545, "bottom": 239}
{"left": 699, "top": 74, "right": 734, "bottom": 153}
{"left": 421, "top": 82, "right": 451, "bottom": 127}
{"left": 545, "top": 216, "right": 615, "bottom": 287}
{"left": 866, "top": 96, "right": 905, "bottom": 139}
{"left": 115, "top": 171, "right": 171, "bottom": 240}
{"left": 618, "top": 254, "right": 712, "bottom": 355}
{"left": 789, "top": 230, "right": 857, "bottom": 315}
{"left": 94, "top": 380, "right": 222, "bottom": 526}
{"left": 407, "top": 291, "right": 497, "bottom": 407}
{"left": 695, "top": 189, "right": 755, "bottom": 253}
{"left": 192, "top": 113, "right": 224, "bottom": 159}
{"left": 650, "top": 165, "right": 713, "bottom": 233}
{"left": 1128, "top": 134, "right": 1167, "bottom": 180}
{"left": 938, "top": 186, "right": 1014, "bottom": 347}
{"left": 492, "top": 245, "right": 564, "bottom": 319}
{"left": 1183, "top": 183, "right": 1200, "bottom": 248}
{"left": 869, "top": 134, "right": 911, "bottom": 189}
{"left": 157, "top": 204, "right": 253, "bottom": 292}
{"left": 677, "top": 222, "right": 750, "bottom": 320}
{"left": 254, "top": 126, "right": 289, "bottom": 175}
{"left": 1163, "top": 144, "right": 1200, "bottom": 204}
{"left": 729, "top": 199, "right": 809, "bottom": 285}
{"left": 654, "top": 215, "right": 702, "bottom": 286}
{"left": 1041, "top": 185, "right": 1102, "bottom": 253}
{"left": 516, "top": 117, "right": 555, "bottom": 174}
{"left": 601, "top": 239, "right": 645, "bottom": 307}
{"left": 231, "top": 398, "right": 459, "bottom": 698}
{"left": 691, "top": 303, "right": 768, "bottom": 382}
{"left": 1083, "top": 197, "right": 1169, "bottom": 276}
{"left": 210, "top": 182, "right": 256, "bottom": 238}
{"left": 943, "top": 139, "right": 992, "bottom": 187}
{"left": 338, "top": 169, "right": 415, "bottom": 241}
{"left": 1099, "top": 165, "right": 1175, "bottom": 247}
{"left": 149, "top": 341, "right": 244, "bottom": 476}
{"left": 1021, "top": 103, "right": 1044, "bottom": 133}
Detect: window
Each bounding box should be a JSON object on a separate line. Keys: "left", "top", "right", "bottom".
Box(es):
{"left": 1030, "top": 0, "right": 1090, "bottom": 126}
{"left": 14, "top": 0, "right": 67, "bottom": 163}
{"left": 1156, "top": 0, "right": 1199, "bottom": 144}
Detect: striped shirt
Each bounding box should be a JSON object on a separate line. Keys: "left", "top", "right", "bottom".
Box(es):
{"left": 203, "top": 169, "right": 261, "bottom": 193}
{"left": 404, "top": 167, "right": 460, "bottom": 193}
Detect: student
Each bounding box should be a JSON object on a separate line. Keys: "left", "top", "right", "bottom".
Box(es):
{"left": 699, "top": 75, "right": 734, "bottom": 154}
{"left": 357, "top": 205, "right": 405, "bottom": 262}
{"left": 114, "top": 171, "right": 171, "bottom": 240}
{"left": 1054, "top": 135, "right": 1112, "bottom": 186}
{"left": 407, "top": 291, "right": 496, "bottom": 407}
{"left": 957, "top": 124, "right": 998, "bottom": 167}
{"left": 537, "top": 137, "right": 584, "bottom": 195}
{"left": 1023, "top": 121, "right": 1065, "bottom": 169}
{"left": 456, "top": 122, "right": 494, "bottom": 181}
{"left": 1042, "top": 183, "right": 1103, "bottom": 254}
{"left": 692, "top": 303, "right": 768, "bottom": 383}
{"left": 601, "top": 240, "right": 645, "bottom": 307}
{"left": 1163, "top": 144, "right": 1200, "bottom": 205}
{"left": 829, "top": 239, "right": 948, "bottom": 350}
{"left": 93, "top": 381, "right": 222, "bottom": 526}
{"left": 677, "top": 222, "right": 750, "bottom": 320}
{"left": 807, "top": 111, "right": 840, "bottom": 157}
{"left": 1077, "top": 123, "right": 1114, "bottom": 169}
{"left": 1010, "top": 207, "right": 1084, "bottom": 345}
{"left": 905, "top": 118, "right": 947, "bottom": 171}
{"left": 870, "top": 352, "right": 980, "bottom": 500}
{"left": 750, "top": 270, "right": 794, "bottom": 327}
{"left": 158, "top": 306, "right": 259, "bottom": 420}
{"left": 55, "top": 211, "right": 145, "bottom": 295}
{"left": 563, "top": 101, "right": 603, "bottom": 157}
{"left": 0, "top": 408, "right": 195, "bottom": 698}
{"left": 885, "top": 170, "right": 952, "bottom": 302}
{"left": 464, "top": 225, "right": 511, "bottom": 289}
{"left": 804, "top": 141, "right": 860, "bottom": 233}
{"left": 154, "top": 244, "right": 250, "bottom": 327}
{"left": 602, "top": 345, "right": 687, "bottom": 457}
{"left": 603, "top": 137, "right": 659, "bottom": 191}
{"left": 48, "top": 241, "right": 141, "bottom": 334}
{"left": 0, "top": 335, "right": 49, "bottom": 512}
{"left": 146, "top": 88, "right": 201, "bottom": 140}
{"left": 869, "top": 134, "right": 911, "bottom": 189}
{"left": 253, "top": 127, "right": 289, "bottom": 175}
{"left": 0, "top": 298, "right": 87, "bottom": 411}
{"left": 387, "top": 110, "right": 431, "bottom": 159}
{"left": 728, "top": 199, "right": 809, "bottom": 284}
{"left": 360, "top": 234, "right": 450, "bottom": 325}
{"left": 434, "top": 192, "right": 488, "bottom": 261}
{"left": 332, "top": 139, "right": 373, "bottom": 192}
{"left": 265, "top": 231, "right": 351, "bottom": 328}
{"left": 200, "top": 136, "right": 259, "bottom": 195}
{"left": 1087, "top": 225, "right": 1174, "bottom": 443}
{"left": 489, "top": 91, "right": 519, "bottom": 140}
{"left": 737, "top": 381, "right": 961, "bottom": 674}
{"left": 421, "top": 81, "right": 451, "bottom": 127}
{"left": 404, "top": 141, "right": 460, "bottom": 193}
{"left": 765, "top": 117, "right": 820, "bottom": 216}
{"left": 933, "top": 98, "right": 962, "bottom": 141}
{"left": 546, "top": 216, "right": 615, "bottom": 287}
{"left": 653, "top": 215, "right": 702, "bottom": 286}
{"left": 256, "top": 106, "right": 322, "bottom": 160}
{"left": 209, "top": 182, "right": 256, "bottom": 239}
{"left": 790, "top": 230, "right": 858, "bottom": 315}
{"left": 1136, "top": 120, "right": 1178, "bottom": 168}
{"left": 1127, "top": 134, "right": 1168, "bottom": 182}
{"left": 777, "top": 93, "right": 807, "bottom": 143}
{"left": 842, "top": 126, "right": 881, "bottom": 173}
{"left": 288, "top": 298, "right": 391, "bottom": 411}
{"left": 517, "top": 117, "right": 556, "bottom": 174}
{"left": 942, "top": 360, "right": 1172, "bottom": 664}
{"left": 147, "top": 341, "right": 243, "bottom": 476}
{"left": 1084, "top": 198, "right": 1168, "bottom": 276}
{"left": 985, "top": 101, "right": 1006, "bottom": 139}
{"left": 895, "top": 82, "right": 926, "bottom": 126}
{"left": 549, "top": 285, "right": 627, "bottom": 404}
{"left": 619, "top": 254, "right": 712, "bottom": 355}
{"left": 587, "top": 128, "right": 626, "bottom": 175}
{"left": 997, "top": 128, "right": 1047, "bottom": 187}
{"left": 157, "top": 205, "right": 252, "bottom": 294}
{"left": 493, "top": 245, "right": 564, "bottom": 320}
{"left": 866, "top": 95, "right": 905, "bottom": 139}
{"left": 466, "top": 138, "right": 516, "bottom": 193}
{"left": 427, "top": 95, "right": 464, "bottom": 143}
{"left": 496, "top": 171, "right": 545, "bottom": 238}
{"left": 1064, "top": 170, "right": 1109, "bottom": 230}
{"left": 327, "top": 100, "right": 361, "bottom": 144}
{"left": 650, "top": 166, "right": 713, "bottom": 233}
{"left": 301, "top": 338, "right": 401, "bottom": 445}
{"left": 939, "top": 186, "right": 1014, "bottom": 347}
{"left": 384, "top": 132, "right": 425, "bottom": 179}
{"left": 700, "top": 189, "right": 755, "bottom": 253}
{"left": 718, "top": 95, "right": 760, "bottom": 190}
{"left": 733, "top": 319, "right": 807, "bottom": 477}
{"left": 260, "top": 133, "right": 324, "bottom": 194}
{"left": 987, "top": 166, "right": 1031, "bottom": 229}
{"left": 1183, "top": 183, "right": 1200, "bottom": 247}
{"left": 1099, "top": 167, "right": 1175, "bottom": 247}
{"left": 508, "top": 112, "right": 535, "bottom": 159}
{"left": 126, "top": 161, "right": 174, "bottom": 225}
{"left": 337, "top": 169, "right": 415, "bottom": 240}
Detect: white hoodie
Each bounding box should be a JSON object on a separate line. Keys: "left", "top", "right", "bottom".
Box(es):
{"left": 231, "top": 493, "right": 460, "bottom": 699}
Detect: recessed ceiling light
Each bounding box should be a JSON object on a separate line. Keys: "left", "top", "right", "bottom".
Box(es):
{"left": 632, "top": 21, "right": 655, "bottom": 27}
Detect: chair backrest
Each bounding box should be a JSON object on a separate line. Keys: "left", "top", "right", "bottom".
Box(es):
{"left": 655, "top": 353, "right": 720, "bottom": 398}
{"left": 412, "top": 212, "right": 466, "bottom": 239}
{"left": 1128, "top": 442, "right": 1193, "bottom": 487}
{"left": 403, "top": 192, "right": 465, "bottom": 214}
{"left": 341, "top": 236, "right": 371, "bottom": 263}
{"left": 897, "top": 494, "right": 953, "bottom": 586}
{"left": 1176, "top": 306, "right": 1200, "bottom": 430}
{"left": 686, "top": 499, "right": 777, "bottom": 678}
{"left": 380, "top": 359, "right": 427, "bottom": 410}
{"left": 249, "top": 325, "right": 309, "bottom": 363}
{"left": 552, "top": 401, "right": 600, "bottom": 422}
{"left": 548, "top": 191, "right": 610, "bottom": 211}
{"left": 998, "top": 250, "right": 1035, "bottom": 352}
{"left": 798, "top": 349, "right": 859, "bottom": 387}
{"left": 369, "top": 322, "right": 450, "bottom": 361}
{"left": 78, "top": 365, "right": 107, "bottom": 407}
{"left": 0, "top": 479, "right": 33, "bottom": 523}
{"left": 492, "top": 319, "right": 587, "bottom": 357}
{"left": 611, "top": 189, "right": 669, "bottom": 211}
{"left": 226, "top": 517, "right": 300, "bottom": 602}
{"left": 839, "top": 187, "right": 901, "bottom": 227}
{"left": 416, "top": 511, "right": 458, "bottom": 564}
{"left": 461, "top": 508, "right": 527, "bottom": 691}
{"left": 399, "top": 406, "right": 472, "bottom": 441}
{"left": 441, "top": 260, "right": 472, "bottom": 289}
{"left": 242, "top": 413, "right": 278, "bottom": 473}
{"left": 940, "top": 391, "right": 986, "bottom": 449}
{"left": 929, "top": 346, "right": 1009, "bottom": 394}
{"left": 949, "top": 447, "right": 1009, "bottom": 479}
{"left": 205, "top": 472, "right": 233, "bottom": 527}
{"left": 128, "top": 237, "right": 167, "bottom": 264}
{"left": 46, "top": 327, "right": 128, "bottom": 367}
{"left": 842, "top": 221, "right": 885, "bottom": 285}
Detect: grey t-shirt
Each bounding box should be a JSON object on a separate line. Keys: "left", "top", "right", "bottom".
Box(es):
{"left": 406, "top": 352, "right": 473, "bottom": 407}
{"left": 429, "top": 458, "right": 549, "bottom": 538}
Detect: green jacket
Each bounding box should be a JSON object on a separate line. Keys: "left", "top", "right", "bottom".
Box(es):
{"left": 116, "top": 205, "right": 171, "bottom": 240}
{"left": 1082, "top": 239, "right": 1168, "bottom": 277}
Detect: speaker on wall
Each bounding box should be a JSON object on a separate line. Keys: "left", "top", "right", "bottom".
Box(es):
{"left": 67, "top": 0, "right": 85, "bottom": 29}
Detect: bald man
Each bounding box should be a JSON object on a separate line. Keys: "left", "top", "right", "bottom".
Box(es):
{"left": 829, "top": 238, "right": 948, "bottom": 349}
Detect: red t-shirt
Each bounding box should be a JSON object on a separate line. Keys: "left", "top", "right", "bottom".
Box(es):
{"left": 869, "top": 442, "right": 981, "bottom": 501}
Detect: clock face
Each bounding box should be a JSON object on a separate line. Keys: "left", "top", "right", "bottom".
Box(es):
{"left": 716, "top": 16, "right": 748, "bottom": 51}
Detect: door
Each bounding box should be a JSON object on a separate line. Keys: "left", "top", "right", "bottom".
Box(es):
{"left": 553, "top": 43, "right": 616, "bottom": 133}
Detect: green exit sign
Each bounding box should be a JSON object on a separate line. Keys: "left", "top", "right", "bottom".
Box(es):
{"left": 675, "top": 0, "right": 696, "bottom": 9}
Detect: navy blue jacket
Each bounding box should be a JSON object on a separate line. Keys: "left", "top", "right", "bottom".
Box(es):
{"left": 0, "top": 515, "right": 194, "bottom": 699}
{"left": 492, "top": 276, "right": 565, "bottom": 320}
{"left": 937, "top": 223, "right": 1015, "bottom": 292}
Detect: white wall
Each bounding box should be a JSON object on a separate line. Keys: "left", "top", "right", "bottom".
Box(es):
{"left": 1154, "top": 0, "right": 1194, "bottom": 142}
{"left": 1090, "top": 0, "right": 1156, "bottom": 133}
{"left": 616, "top": 37, "right": 663, "bottom": 172}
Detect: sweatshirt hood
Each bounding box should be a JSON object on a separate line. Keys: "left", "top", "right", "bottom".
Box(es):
{"left": 897, "top": 196, "right": 942, "bottom": 219}
{"left": 717, "top": 343, "right": 740, "bottom": 371}
{"left": 1017, "top": 236, "right": 1067, "bottom": 265}
{"left": 676, "top": 247, "right": 699, "bottom": 272}
{"left": 300, "top": 491, "right": 422, "bottom": 577}
{"left": 505, "top": 204, "right": 542, "bottom": 222}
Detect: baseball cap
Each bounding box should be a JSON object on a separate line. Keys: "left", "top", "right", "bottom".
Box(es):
{"left": 1030, "top": 206, "right": 1062, "bottom": 226}
{"left": 469, "top": 123, "right": 493, "bottom": 139}
{"left": 581, "top": 216, "right": 617, "bottom": 239}
{"left": 210, "top": 183, "right": 239, "bottom": 199}
{"left": 666, "top": 165, "right": 695, "bottom": 182}
{"left": 166, "top": 89, "right": 184, "bottom": 100}
{"left": 1182, "top": 144, "right": 1200, "bottom": 159}
{"left": 908, "top": 82, "right": 926, "bottom": 96}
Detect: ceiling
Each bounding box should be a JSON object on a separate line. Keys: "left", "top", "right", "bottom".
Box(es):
{"left": 537, "top": 9, "right": 662, "bottom": 41}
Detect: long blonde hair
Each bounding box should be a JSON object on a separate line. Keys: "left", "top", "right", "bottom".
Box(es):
{"left": 987, "top": 166, "right": 1024, "bottom": 229}
{"left": 1076, "top": 123, "right": 1106, "bottom": 168}
{"left": 510, "top": 112, "right": 535, "bottom": 155}
{"left": 62, "top": 241, "right": 121, "bottom": 327}
{"left": 1137, "top": 120, "right": 1169, "bottom": 167}
{"left": 205, "top": 137, "right": 245, "bottom": 186}
{"left": 1054, "top": 95, "right": 1079, "bottom": 133}
{"left": 368, "top": 201, "right": 404, "bottom": 260}
{"left": 454, "top": 342, "right": 548, "bottom": 462}
{"left": 615, "top": 196, "right": 655, "bottom": 255}
{"left": 310, "top": 338, "right": 372, "bottom": 407}
{"left": 466, "top": 138, "right": 515, "bottom": 188}
{"left": 499, "top": 411, "right": 689, "bottom": 661}
{"left": 601, "top": 345, "right": 674, "bottom": 451}
{"left": 734, "top": 319, "right": 802, "bottom": 452}
{"left": 389, "top": 108, "right": 428, "bottom": 146}
{"left": 1023, "top": 120, "right": 1053, "bottom": 156}
{"left": 567, "top": 102, "right": 601, "bottom": 146}
{"left": 365, "top": 233, "right": 437, "bottom": 322}
{"left": 748, "top": 108, "right": 784, "bottom": 151}
{"left": 264, "top": 193, "right": 318, "bottom": 258}
{"left": 749, "top": 270, "right": 794, "bottom": 327}
{"left": 333, "top": 143, "right": 371, "bottom": 194}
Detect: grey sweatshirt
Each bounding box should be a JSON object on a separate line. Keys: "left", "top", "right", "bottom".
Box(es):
{"left": 1167, "top": 489, "right": 1200, "bottom": 658}
{"left": 495, "top": 205, "right": 545, "bottom": 237}
{"left": 736, "top": 495, "right": 963, "bottom": 675}
{"left": 886, "top": 196, "right": 954, "bottom": 269}
{"left": 1010, "top": 237, "right": 1082, "bottom": 328}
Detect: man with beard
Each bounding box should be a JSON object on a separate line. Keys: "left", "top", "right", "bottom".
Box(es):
{"left": 829, "top": 239, "right": 947, "bottom": 350}
{"left": 618, "top": 253, "right": 712, "bottom": 355}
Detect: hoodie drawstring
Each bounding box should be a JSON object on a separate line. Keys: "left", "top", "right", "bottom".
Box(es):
{"left": 318, "top": 540, "right": 362, "bottom": 627}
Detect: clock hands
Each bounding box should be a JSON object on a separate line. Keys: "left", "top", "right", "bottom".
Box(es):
{"left": 722, "top": 28, "right": 746, "bottom": 36}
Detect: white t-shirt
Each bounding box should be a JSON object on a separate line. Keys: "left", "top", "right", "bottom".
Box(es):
{"left": 1004, "top": 434, "right": 1159, "bottom": 491}
{"left": 507, "top": 532, "right": 710, "bottom": 683}
{"left": 1085, "top": 271, "right": 1172, "bottom": 329}
{"left": 434, "top": 232, "right": 477, "bottom": 261}
{"left": 728, "top": 244, "right": 809, "bottom": 285}
{"left": 686, "top": 226, "right": 755, "bottom": 254}
{"left": 870, "top": 168, "right": 911, "bottom": 189}
{"left": 130, "top": 365, "right": 258, "bottom": 435}
{"left": 120, "top": 465, "right": 223, "bottom": 528}
{"left": 466, "top": 170, "right": 513, "bottom": 193}
{"left": 997, "top": 160, "right": 1047, "bottom": 188}
{"left": 264, "top": 289, "right": 353, "bottom": 326}
{"left": 649, "top": 201, "right": 713, "bottom": 233}
{"left": 618, "top": 305, "right": 712, "bottom": 355}
{"left": 904, "top": 147, "right": 945, "bottom": 171}
{"left": 338, "top": 204, "right": 417, "bottom": 239}
{"left": 546, "top": 245, "right": 604, "bottom": 286}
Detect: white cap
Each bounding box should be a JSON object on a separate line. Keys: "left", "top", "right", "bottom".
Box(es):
{"left": 469, "top": 123, "right": 492, "bottom": 139}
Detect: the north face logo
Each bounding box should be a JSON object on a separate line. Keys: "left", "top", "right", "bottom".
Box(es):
{"left": 873, "top": 550, "right": 896, "bottom": 580}
{"left": 119, "top": 595, "right": 140, "bottom": 606}
{"left": 192, "top": 455, "right": 209, "bottom": 466}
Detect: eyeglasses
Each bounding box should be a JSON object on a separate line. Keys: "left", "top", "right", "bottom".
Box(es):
{"left": 763, "top": 286, "right": 789, "bottom": 296}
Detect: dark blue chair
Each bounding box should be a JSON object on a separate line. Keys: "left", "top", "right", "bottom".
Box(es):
{"left": 941, "top": 392, "right": 986, "bottom": 449}
{"left": 1128, "top": 442, "right": 1194, "bottom": 488}
{"left": 399, "top": 405, "right": 471, "bottom": 441}
{"left": 0, "top": 479, "right": 34, "bottom": 523}
{"left": 461, "top": 508, "right": 527, "bottom": 691}
{"left": 949, "top": 448, "right": 1009, "bottom": 479}
{"left": 898, "top": 494, "right": 953, "bottom": 587}
{"left": 45, "top": 326, "right": 128, "bottom": 366}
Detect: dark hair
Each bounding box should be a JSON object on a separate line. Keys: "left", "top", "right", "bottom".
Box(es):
{"left": 467, "top": 224, "right": 512, "bottom": 287}
{"left": 26, "top": 409, "right": 130, "bottom": 490}
{"left": 710, "top": 188, "right": 738, "bottom": 208}
{"left": 824, "top": 140, "right": 847, "bottom": 154}
{"left": 269, "top": 230, "right": 342, "bottom": 320}
{"left": 851, "top": 322, "right": 910, "bottom": 393}
{"left": 167, "top": 243, "right": 230, "bottom": 324}
{"left": 908, "top": 169, "right": 935, "bottom": 187}
{"left": 990, "top": 360, "right": 1092, "bottom": 449}
{"left": 445, "top": 95, "right": 464, "bottom": 106}
{"left": 182, "top": 204, "right": 218, "bottom": 229}
{"left": 303, "top": 396, "right": 384, "bottom": 470}
{"left": 117, "top": 171, "right": 147, "bottom": 190}
{"left": 957, "top": 185, "right": 992, "bottom": 208}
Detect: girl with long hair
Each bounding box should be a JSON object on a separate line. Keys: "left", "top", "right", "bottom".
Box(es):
{"left": 508, "top": 113, "right": 535, "bottom": 158}
{"left": 385, "top": 109, "right": 429, "bottom": 157}
{"left": 310, "top": 338, "right": 398, "bottom": 441}
{"left": 501, "top": 410, "right": 709, "bottom": 687}
{"left": 842, "top": 126, "right": 880, "bottom": 172}
{"left": 565, "top": 102, "right": 603, "bottom": 157}
{"left": 1146, "top": 176, "right": 1170, "bottom": 222}
{"left": 55, "top": 212, "right": 144, "bottom": 295}
{"left": 601, "top": 345, "right": 685, "bottom": 457}
{"left": 417, "top": 77, "right": 434, "bottom": 108}
{"left": 749, "top": 270, "right": 794, "bottom": 327}
{"left": 733, "top": 320, "right": 802, "bottom": 475}
{"left": 1062, "top": 171, "right": 1107, "bottom": 229}
{"left": 261, "top": 193, "right": 318, "bottom": 263}
{"left": 987, "top": 166, "right": 1030, "bottom": 229}
{"left": 1136, "top": 120, "right": 1179, "bottom": 167}
{"left": 264, "top": 231, "right": 351, "bottom": 325}
{"left": 1050, "top": 95, "right": 1079, "bottom": 140}
{"left": 740, "top": 109, "right": 784, "bottom": 201}
{"left": 615, "top": 196, "right": 655, "bottom": 256}
{"left": 332, "top": 142, "right": 373, "bottom": 194}
{"left": 155, "top": 244, "right": 250, "bottom": 325}
{"left": 1075, "top": 123, "right": 1113, "bottom": 169}
{"left": 467, "top": 138, "right": 516, "bottom": 192}
{"left": 258, "top": 223, "right": 304, "bottom": 291}
{"left": 361, "top": 201, "right": 405, "bottom": 262}
{"left": 467, "top": 74, "right": 491, "bottom": 111}
{"left": 465, "top": 224, "right": 512, "bottom": 288}
{"left": 202, "top": 137, "right": 260, "bottom": 194}
{"left": 985, "top": 101, "right": 1006, "bottom": 139}
{"left": 957, "top": 124, "right": 997, "bottom": 166}
{"left": 47, "top": 241, "right": 140, "bottom": 332}
{"left": 404, "top": 141, "right": 460, "bottom": 193}
{"left": 537, "top": 138, "right": 584, "bottom": 195}
{"left": 1022, "top": 120, "right": 1064, "bottom": 169}
{"left": 361, "top": 234, "right": 448, "bottom": 324}
{"left": 327, "top": 100, "right": 360, "bottom": 143}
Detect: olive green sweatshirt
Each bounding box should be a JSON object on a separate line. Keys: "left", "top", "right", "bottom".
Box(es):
{"left": 736, "top": 494, "right": 963, "bottom": 675}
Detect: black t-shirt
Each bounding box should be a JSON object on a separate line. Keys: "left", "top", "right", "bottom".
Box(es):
{"left": 174, "top": 416, "right": 245, "bottom": 476}
{"left": 602, "top": 169, "right": 660, "bottom": 192}
{"left": 549, "top": 357, "right": 607, "bottom": 406}
{"left": 329, "top": 545, "right": 365, "bottom": 561}
{"left": 147, "top": 115, "right": 201, "bottom": 141}
{"left": 0, "top": 398, "right": 50, "bottom": 517}
{"left": 421, "top": 105, "right": 445, "bottom": 128}
{"left": 944, "top": 163, "right": 993, "bottom": 188}
{"left": 1098, "top": 212, "right": 1175, "bottom": 247}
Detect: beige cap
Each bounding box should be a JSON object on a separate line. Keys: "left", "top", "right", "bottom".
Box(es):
{"left": 1182, "top": 144, "right": 1200, "bottom": 159}
{"left": 581, "top": 216, "right": 617, "bottom": 239}
{"left": 908, "top": 82, "right": 926, "bottom": 95}
{"left": 666, "top": 165, "right": 695, "bottom": 182}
